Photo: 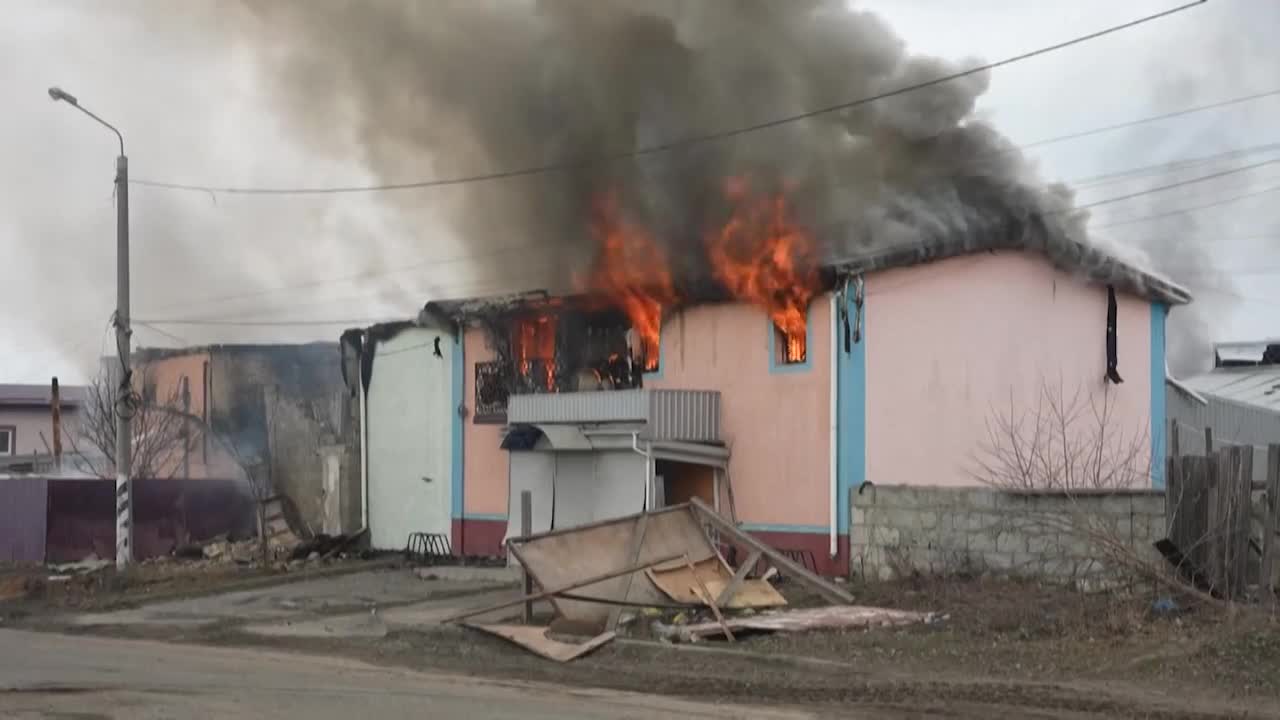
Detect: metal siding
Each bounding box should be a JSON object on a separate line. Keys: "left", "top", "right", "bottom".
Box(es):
{"left": 0, "top": 477, "right": 47, "bottom": 563}
{"left": 1167, "top": 384, "right": 1280, "bottom": 483}
{"left": 509, "top": 390, "right": 648, "bottom": 425}
{"left": 366, "top": 328, "right": 454, "bottom": 549}
{"left": 1182, "top": 367, "right": 1280, "bottom": 413}
{"left": 509, "top": 389, "right": 721, "bottom": 442}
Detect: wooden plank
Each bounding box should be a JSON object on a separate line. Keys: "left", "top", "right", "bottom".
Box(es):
{"left": 683, "top": 554, "right": 735, "bottom": 642}
{"left": 688, "top": 497, "right": 854, "bottom": 605}
{"left": 646, "top": 557, "right": 729, "bottom": 604}
{"left": 716, "top": 549, "right": 761, "bottom": 608}
{"left": 1207, "top": 450, "right": 1226, "bottom": 595}
{"left": 520, "top": 491, "right": 534, "bottom": 624}
{"left": 606, "top": 510, "right": 650, "bottom": 632}
{"left": 703, "top": 577, "right": 787, "bottom": 609}
{"left": 1170, "top": 419, "right": 1181, "bottom": 459}
{"left": 1262, "top": 445, "right": 1280, "bottom": 601}
{"left": 1204, "top": 427, "right": 1214, "bottom": 455}
{"left": 462, "top": 623, "right": 615, "bottom": 662}
{"left": 442, "top": 553, "right": 684, "bottom": 624}
{"left": 1234, "top": 447, "right": 1254, "bottom": 599}
{"left": 1166, "top": 456, "right": 1181, "bottom": 540}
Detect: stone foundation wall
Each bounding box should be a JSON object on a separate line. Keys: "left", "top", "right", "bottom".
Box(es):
{"left": 850, "top": 485, "right": 1166, "bottom": 584}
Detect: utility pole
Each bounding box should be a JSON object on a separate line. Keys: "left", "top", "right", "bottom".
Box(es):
{"left": 48, "top": 86, "right": 133, "bottom": 569}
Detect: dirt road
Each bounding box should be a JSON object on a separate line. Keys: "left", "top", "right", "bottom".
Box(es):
{"left": 0, "top": 628, "right": 815, "bottom": 719}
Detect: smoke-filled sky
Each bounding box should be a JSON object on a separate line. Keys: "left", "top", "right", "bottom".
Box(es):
{"left": 2, "top": 0, "right": 1278, "bottom": 384}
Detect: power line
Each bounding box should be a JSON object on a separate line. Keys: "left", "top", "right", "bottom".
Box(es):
{"left": 1019, "top": 88, "right": 1280, "bottom": 152}
{"left": 1092, "top": 182, "right": 1280, "bottom": 229}
{"left": 128, "top": 1, "right": 1207, "bottom": 197}
{"left": 134, "top": 317, "right": 396, "bottom": 327}
{"left": 1073, "top": 157, "right": 1280, "bottom": 211}
{"left": 139, "top": 155, "right": 1280, "bottom": 323}
{"left": 1067, "top": 141, "right": 1280, "bottom": 188}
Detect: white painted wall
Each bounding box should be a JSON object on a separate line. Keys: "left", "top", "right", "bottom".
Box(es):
{"left": 366, "top": 328, "right": 454, "bottom": 549}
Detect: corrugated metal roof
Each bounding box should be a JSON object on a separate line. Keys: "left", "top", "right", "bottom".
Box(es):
{"left": 1182, "top": 367, "right": 1280, "bottom": 414}
{"left": 0, "top": 384, "right": 86, "bottom": 407}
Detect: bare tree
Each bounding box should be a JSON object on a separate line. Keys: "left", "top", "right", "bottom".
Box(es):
{"left": 67, "top": 364, "right": 201, "bottom": 480}
{"left": 972, "top": 377, "right": 1151, "bottom": 491}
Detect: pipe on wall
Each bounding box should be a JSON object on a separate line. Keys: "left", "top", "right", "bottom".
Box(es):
{"left": 630, "top": 431, "right": 653, "bottom": 509}
{"left": 359, "top": 349, "right": 370, "bottom": 530}
{"left": 828, "top": 291, "right": 839, "bottom": 559}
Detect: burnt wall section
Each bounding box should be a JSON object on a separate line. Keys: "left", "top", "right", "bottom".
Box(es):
{"left": 208, "top": 343, "right": 347, "bottom": 534}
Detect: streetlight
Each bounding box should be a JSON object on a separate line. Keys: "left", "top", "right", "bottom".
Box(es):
{"left": 49, "top": 86, "right": 133, "bottom": 569}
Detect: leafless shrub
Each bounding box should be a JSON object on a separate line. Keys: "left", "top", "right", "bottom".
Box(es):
{"left": 970, "top": 377, "right": 1230, "bottom": 608}
{"left": 66, "top": 364, "right": 200, "bottom": 480}
{"left": 972, "top": 378, "right": 1150, "bottom": 491}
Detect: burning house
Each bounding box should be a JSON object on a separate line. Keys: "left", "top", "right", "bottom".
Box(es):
{"left": 344, "top": 179, "right": 1190, "bottom": 575}
{"left": 273, "top": 1, "right": 1208, "bottom": 574}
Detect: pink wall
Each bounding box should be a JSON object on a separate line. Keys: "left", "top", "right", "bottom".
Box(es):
{"left": 864, "top": 251, "right": 1153, "bottom": 488}
{"left": 463, "top": 327, "right": 508, "bottom": 516}
{"left": 649, "top": 300, "right": 832, "bottom": 528}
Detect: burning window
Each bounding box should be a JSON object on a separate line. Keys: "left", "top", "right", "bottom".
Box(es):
{"left": 774, "top": 321, "right": 807, "bottom": 365}
{"left": 511, "top": 314, "right": 557, "bottom": 392}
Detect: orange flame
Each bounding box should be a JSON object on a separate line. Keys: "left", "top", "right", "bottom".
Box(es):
{"left": 513, "top": 314, "right": 557, "bottom": 390}
{"left": 707, "top": 179, "right": 819, "bottom": 362}
{"left": 581, "top": 194, "right": 676, "bottom": 371}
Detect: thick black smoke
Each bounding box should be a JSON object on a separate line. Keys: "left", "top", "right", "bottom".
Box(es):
{"left": 159, "top": 0, "right": 1203, "bottom": 325}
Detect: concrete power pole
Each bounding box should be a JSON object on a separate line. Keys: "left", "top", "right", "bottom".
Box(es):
{"left": 48, "top": 86, "right": 133, "bottom": 568}
{"left": 114, "top": 152, "right": 133, "bottom": 568}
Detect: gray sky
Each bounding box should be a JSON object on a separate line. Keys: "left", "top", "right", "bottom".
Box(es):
{"left": 2, "top": 0, "right": 1277, "bottom": 384}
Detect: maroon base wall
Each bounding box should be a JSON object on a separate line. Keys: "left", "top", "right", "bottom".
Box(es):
{"left": 0, "top": 477, "right": 49, "bottom": 564}
{"left": 451, "top": 518, "right": 506, "bottom": 558}
{"left": 44, "top": 478, "right": 256, "bottom": 564}
{"left": 742, "top": 530, "right": 849, "bottom": 578}
{"left": 448, "top": 516, "right": 849, "bottom": 577}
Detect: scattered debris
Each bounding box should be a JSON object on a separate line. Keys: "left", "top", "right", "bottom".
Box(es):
{"left": 505, "top": 504, "right": 729, "bottom": 630}
{"left": 199, "top": 537, "right": 259, "bottom": 565}
{"left": 48, "top": 554, "right": 112, "bottom": 575}
{"left": 260, "top": 495, "right": 303, "bottom": 556}
{"left": 0, "top": 576, "right": 29, "bottom": 602}
{"left": 653, "top": 605, "right": 944, "bottom": 642}
{"left": 646, "top": 556, "right": 786, "bottom": 610}
{"left": 442, "top": 553, "right": 684, "bottom": 625}
{"left": 463, "top": 623, "right": 615, "bottom": 662}
{"left": 689, "top": 498, "right": 854, "bottom": 605}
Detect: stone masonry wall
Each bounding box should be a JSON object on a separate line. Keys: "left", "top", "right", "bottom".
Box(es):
{"left": 850, "top": 485, "right": 1166, "bottom": 584}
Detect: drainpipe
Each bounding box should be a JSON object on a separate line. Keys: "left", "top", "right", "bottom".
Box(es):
{"left": 828, "top": 291, "right": 839, "bottom": 559}
{"left": 630, "top": 431, "right": 652, "bottom": 509}
{"left": 359, "top": 346, "right": 370, "bottom": 529}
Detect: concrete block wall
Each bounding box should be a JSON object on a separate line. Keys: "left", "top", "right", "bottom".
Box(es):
{"left": 850, "top": 485, "right": 1166, "bottom": 585}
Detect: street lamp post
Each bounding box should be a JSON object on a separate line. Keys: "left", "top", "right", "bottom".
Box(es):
{"left": 48, "top": 87, "right": 133, "bottom": 569}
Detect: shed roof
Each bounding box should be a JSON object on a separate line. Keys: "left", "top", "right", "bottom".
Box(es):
{"left": 1181, "top": 367, "right": 1280, "bottom": 415}
{"left": 0, "top": 384, "right": 85, "bottom": 408}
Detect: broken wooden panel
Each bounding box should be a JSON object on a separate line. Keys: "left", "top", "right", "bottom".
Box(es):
{"left": 671, "top": 605, "right": 941, "bottom": 640}
{"left": 507, "top": 504, "right": 721, "bottom": 628}
{"left": 646, "top": 557, "right": 787, "bottom": 609}
{"left": 463, "top": 623, "right": 615, "bottom": 662}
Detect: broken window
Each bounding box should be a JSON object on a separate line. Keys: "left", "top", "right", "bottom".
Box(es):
{"left": 774, "top": 322, "right": 807, "bottom": 365}
{"left": 474, "top": 360, "right": 509, "bottom": 424}
{"left": 511, "top": 314, "right": 557, "bottom": 393}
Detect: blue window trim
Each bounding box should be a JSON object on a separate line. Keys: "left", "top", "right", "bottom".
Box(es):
{"left": 1150, "top": 303, "right": 1167, "bottom": 490}
{"left": 450, "top": 334, "right": 465, "bottom": 519}
{"left": 767, "top": 305, "right": 814, "bottom": 374}
{"left": 836, "top": 286, "right": 866, "bottom": 535}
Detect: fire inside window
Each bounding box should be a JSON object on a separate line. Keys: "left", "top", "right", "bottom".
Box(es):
{"left": 774, "top": 322, "right": 807, "bottom": 365}
{"left": 511, "top": 314, "right": 557, "bottom": 391}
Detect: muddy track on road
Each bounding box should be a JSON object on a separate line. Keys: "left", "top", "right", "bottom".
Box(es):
{"left": 56, "top": 620, "right": 1270, "bottom": 719}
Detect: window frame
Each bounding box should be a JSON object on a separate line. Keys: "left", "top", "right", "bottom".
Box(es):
{"left": 767, "top": 307, "right": 813, "bottom": 374}
{"left": 0, "top": 425, "right": 15, "bottom": 456}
